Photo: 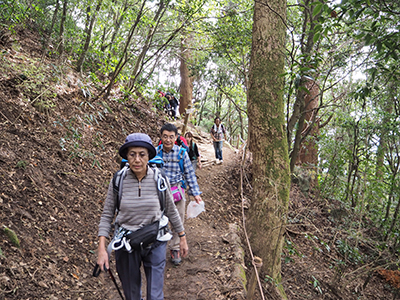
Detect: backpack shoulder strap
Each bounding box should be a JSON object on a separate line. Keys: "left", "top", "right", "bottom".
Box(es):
{"left": 178, "top": 147, "right": 186, "bottom": 170}
{"left": 112, "top": 165, "right": 129, "bottom": 214}
{"left": 156, "top": 144, "right": 163, "bottom": 156}
{"left": 148, "top": 155, "right": 165, "bottom": 168}
{"left": 114, "top": 165, "right": 167, "bottom": 214}
{"left": 152, "top": 166, "right": 167, "bottom": 212}
{"left": 177, "top": 147, "right": 187, "bottom": 189}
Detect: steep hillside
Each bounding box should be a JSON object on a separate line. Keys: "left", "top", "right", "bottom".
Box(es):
{"left": 0, "top": 30, "right": 165, "bottom": 298}
{"left": 0, "top": 27, "right": 248, "bottom": 300}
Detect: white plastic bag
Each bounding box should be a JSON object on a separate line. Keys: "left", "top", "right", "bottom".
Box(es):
{"left": 186, "top": 200, "right": 205, "bottom": 219}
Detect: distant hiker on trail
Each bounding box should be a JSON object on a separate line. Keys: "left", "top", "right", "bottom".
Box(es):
{"left": 156, "top": 90, "right": 171, "bottom": 115}
{"left": 210, "top": 117, "right": 227, "bottom": 164}
{"left": 96, "top": 133, "right": 188, "bottom": 300}
{"left": 165, "top": 92, "right": 179, "bottom": 119}
{"left": 185, "top": 131, "right": 202, "bottom": 172}
{"left": 156, "top": 123, "right": 203, "bottom": 265}
{"left": 158, "top": 90, "right": 165, "bottom": 98}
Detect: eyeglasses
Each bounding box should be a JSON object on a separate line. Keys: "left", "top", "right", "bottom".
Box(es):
{"left": 162, "top": 134, "right": 176, "bottom": 140}
{"left": 127, "top": 152, "right": 148, "bottom": 159}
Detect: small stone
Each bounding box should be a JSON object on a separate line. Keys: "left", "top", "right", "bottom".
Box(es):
{"left": 38, "top": 281, "right": 49, "bottom": 288}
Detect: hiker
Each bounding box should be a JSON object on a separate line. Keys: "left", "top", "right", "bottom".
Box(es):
{"left": 96, "top": 133, "right": 188, "bottom": 300}
{"left": 165, "top": 92, "right": 179, "bottom": 119}
{"left": 158, "top": 90, "right": 165, "bottom": 98}
{"left": 157, "top": 132, "right": 189, "bottom": 152}
{"left": 184, "top": 131, "right": 202, "bottom": 172}
{"left": 156, "top": 123, "right": 203, "bottom": 265}
{"left": 210, "top": 117, "right": 227, "bottom": 164}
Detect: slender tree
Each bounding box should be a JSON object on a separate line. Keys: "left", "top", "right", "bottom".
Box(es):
{"left": 57, "top": 0, "right": 68, "bottom": 57}
{"left": 247, "top": 0, "right": 289, "bottom": 298}
{"left": 41, "top": 0, "right": 60, "bottom": 59}
{"left": 126, "top": 0, "right": 167, "bottom": 92}
{"left": 76, "top": 0, "right": 103, "bottom": 72}
{"left": 179, "top": 34, "right": 194, "bottom": 115}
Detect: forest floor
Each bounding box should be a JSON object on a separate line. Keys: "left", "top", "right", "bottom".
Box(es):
{"left": 0, "top": 26, "right": 399, "bottom": 300}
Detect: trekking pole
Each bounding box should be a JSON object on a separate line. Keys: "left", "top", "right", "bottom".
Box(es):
{"left": 107, "top": 267, "right": 125, "bottom": 300}
{"left": 93, "top": 264, "right": 125, "bottom": 300}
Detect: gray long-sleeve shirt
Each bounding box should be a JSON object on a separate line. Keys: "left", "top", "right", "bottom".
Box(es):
{"left": 98, "top": 166, "right": 184, "bottom": 238}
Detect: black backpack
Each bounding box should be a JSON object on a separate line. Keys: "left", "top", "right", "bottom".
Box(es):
{"left": 176, "top": 135, "right": 189, "bottom": 152}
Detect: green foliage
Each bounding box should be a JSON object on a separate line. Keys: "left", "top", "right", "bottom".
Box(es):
{"left": 5, "top": 55, "right": 59, "bottom": 114}
{"left": 15, "top": 160, "right": 27, "bottom": 169}
{"left": 336, "top": 238, "right": 364, "bottom": 264}
{"left": 53, "top": 108, "right": 107, "bottom": 169}
{"left": 0, "top": 0, "right": 29, "bottom": 26}
{"left": 283, "top": 238, "right": 304, "bottom": 263}
{"left": 3, "top": 226, "right": 20, "bottom": 248}
{"left": 304, "top": 233, "right": 331, "bottom": 254}
{"left": 264, "top": 274, "right": 277, "bottom": 285}
{"left": 311, "top": 275, "right": 323, "bottom": 294}
{"left": 338, "top": 0, "right": 400, "bottom": 85}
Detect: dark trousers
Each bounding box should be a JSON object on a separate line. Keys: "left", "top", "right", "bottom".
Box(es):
{"left": 171, "top": 105, "right": 177, "bottom": 118}
{"left": 115, "top": 241, "right": 167, "bottom": 300}
{"left": 213, "top": 141, "right": 223, "bottom": 160}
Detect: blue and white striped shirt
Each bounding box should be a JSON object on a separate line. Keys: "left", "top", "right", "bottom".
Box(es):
{"left": 157, "top": 144, "right": 202, "bottom": 196}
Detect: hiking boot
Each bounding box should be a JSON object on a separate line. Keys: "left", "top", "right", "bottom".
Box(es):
{"left": 170, "top": 250, "right": 181, "bottom": 265}
{"left": 220, "top": 160, "right": 223, "bottom": 164}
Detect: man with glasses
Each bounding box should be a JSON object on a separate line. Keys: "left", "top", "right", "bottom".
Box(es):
{"left": 157, "top": 123, "right": 203, "bottom": 265}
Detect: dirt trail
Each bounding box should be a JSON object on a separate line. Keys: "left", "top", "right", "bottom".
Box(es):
{"left": 163, "top": 139, "right": 243, "bottom": 300}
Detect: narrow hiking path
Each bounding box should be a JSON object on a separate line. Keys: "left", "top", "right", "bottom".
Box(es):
{"left": 100, "top": 132, "right": 247, "bottom": 300}
{"left": 163, "top": 137, "right": 245, "bottom": 300}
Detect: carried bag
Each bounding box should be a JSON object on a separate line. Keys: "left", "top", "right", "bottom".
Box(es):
{"left": 187, "top": 200, "right": 205, "bottom": 218}
{"left": 171, "top": 186, "right": 184, "bottom": 202}
{"left": 126, "top": 220, "right": 160, "bottom": 251}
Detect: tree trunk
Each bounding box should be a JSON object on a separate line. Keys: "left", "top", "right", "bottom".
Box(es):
{"left": 41, "top": 0, "right": 59, "bottom": 59}
{"left": 287, "top": 0, "right": 322, "bottom": 170}
{"left": 179, "top": 35, "right": 193, "bottom": 115}
{"left": 76, "top": 0, "right": 103, "bottom": 72}
{"left": 127, "top": 0, "right": 166, "bottom": 92}
{"left": 387, "top": 195, "right": 400, "bottom": 240}
{"left": 289, "top": 84, "right": 306, "bottom": 173}
{"left": 57, "top": 0, "right": 68, "bottom": 57}
{"left": 376, "top": 101, "right": 392, "bottom": 178}
{"left": 247, "top": 0, "right": 289, "bottom": 298}
{"left": 99, "top": 0, "right": 147, "bottom": 99}
{"left": 296, "top": 79, "right": 320, "bottom": 168}
{"left": 100, "top": 0, "right": 128, "bottom": 52}
{"left": 344, "top": 121, "right": 359, "bottom": 206}
{"left": 382, "top": 174, "right": 397, "bottom": 236}
{"left": 197, "top": 89, "right": 208, "bottom": 125}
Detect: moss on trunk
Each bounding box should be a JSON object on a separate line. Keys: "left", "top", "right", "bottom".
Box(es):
{"left": 247, "top": 0, "right": 289, "bottom": 298}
